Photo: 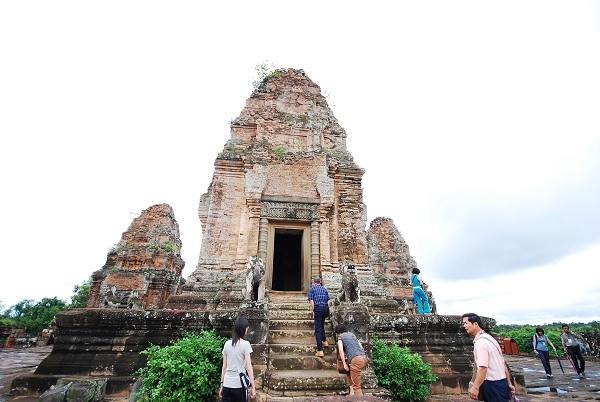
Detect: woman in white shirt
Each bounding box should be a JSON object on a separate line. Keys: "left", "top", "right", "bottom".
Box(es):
{"left": 219, "top": 317, "right": 256, "bottom": 401}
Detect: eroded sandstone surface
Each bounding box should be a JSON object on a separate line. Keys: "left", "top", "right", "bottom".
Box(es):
{"left": 87, "top": 203, "right": 184, "bottom": 310}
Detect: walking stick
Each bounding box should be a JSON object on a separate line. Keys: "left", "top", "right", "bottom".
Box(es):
{"left": 565, "top": 351, "right": 577, "bottom": 372}
{"left": 554, "top": 351, "right": 565, "bottom": 374}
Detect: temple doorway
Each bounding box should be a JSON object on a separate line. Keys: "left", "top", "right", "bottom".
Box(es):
{"left": 267, "top": 223, "right": 311, "bottom": 292}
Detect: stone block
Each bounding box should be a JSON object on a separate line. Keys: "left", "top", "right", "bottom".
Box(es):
{"left": 39, "top": 383, "right": 71, "bottom": 402}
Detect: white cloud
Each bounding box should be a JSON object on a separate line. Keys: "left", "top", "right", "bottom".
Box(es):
{"left": 432, "top": 244, "right": 600, "bottom": 324}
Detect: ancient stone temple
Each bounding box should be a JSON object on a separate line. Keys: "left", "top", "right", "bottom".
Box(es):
{"left": 188, "top": 68, "right": 367, "bottom": 291}
{"left": 13, "top": 69, "right": 523, "bottom": 400}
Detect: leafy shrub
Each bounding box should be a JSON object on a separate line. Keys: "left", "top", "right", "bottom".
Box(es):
{"left": 372, "top": 336, "right": 437, "bottom": 402}
{"left": 136, "top": 331, "right": 226, "bottom": 402}
{"left": 252, "top": 61, "right": 281, "bottom": 89}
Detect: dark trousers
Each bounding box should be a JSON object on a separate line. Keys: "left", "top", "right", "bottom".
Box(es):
{"left": 313, "top": 304, "right": 329, "bottom": 350}
{"left": 566, "top": 345, "right": 585, "bottom": 374}
{"left": 221, "top": 386, "right": 247, "bottom": 402}
{"left": 482, "top": 378, "right": 510, "bottom": 402}
{"left": 538, "top": 350, "right": 552, "bottom": 375}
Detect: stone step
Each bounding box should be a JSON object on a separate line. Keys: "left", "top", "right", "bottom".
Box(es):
{"left": 268, "top": 343, "right": 337, "bottom": 355}
{"left": 268, "top": 309, "right": 335, "bottom": 321}
{"left": 267, "top": 354, "right": 337, "bottom": 370}
{"left": 268, "top": 335, "right": 318, "bottom": 346}
{"left": 268, "top": 319, "right": 315, "bottom": 330}
{"left": 256, "top": 387, "right": 392, "bottom": 402}
{"left": 268, "top": 331, "right": 334, "bottom": 344}
{"left": 268, "top": 301, "right": 312, "bottom": 311}
{"left": 264, "top": 369, "right": 348, "bottom": 393}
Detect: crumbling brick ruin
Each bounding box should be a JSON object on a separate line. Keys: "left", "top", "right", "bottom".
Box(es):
{"left": 87, "top": 204, "right": 184, "bottom": 310}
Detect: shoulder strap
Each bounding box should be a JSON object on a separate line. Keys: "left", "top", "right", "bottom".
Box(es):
{"left": 478, "top": 334, "right": 503, "bottom": 358}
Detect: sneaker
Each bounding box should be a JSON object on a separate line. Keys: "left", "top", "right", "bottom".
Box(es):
{"left": 315, "top": 350, "right": 324, "bottom": 357}
{"left": 546, "top": 374, "right": 553, "bottom": 378}
{"left": 322, "top": 340, "right": 329, "bottom": 347}
{"left": 578, "top": 373, "right": 584, "bottom": 378}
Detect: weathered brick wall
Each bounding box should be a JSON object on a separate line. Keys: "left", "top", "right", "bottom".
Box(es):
{"left": 335, "top": 167, "right": 369, "bottom": 265}
{"left": 196, "top": 159, "right": 246, "bottom": 270}
{"left": 87, "top": 204, "right": 184, "bottom": 310}
{"left": 263, "top": 159, "right": 322, "bottom": 199}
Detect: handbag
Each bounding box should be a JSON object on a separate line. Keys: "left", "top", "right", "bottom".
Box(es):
{"left": 239, "top": 372, "right": 251, "bottom": 389}
{"left": 337, "top": 354, "right": 349, "bottom": 374}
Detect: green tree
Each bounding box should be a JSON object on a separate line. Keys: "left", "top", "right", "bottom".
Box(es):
{"left": 70, "top": 277, "right": 92, "bottom": 308}
{"left": 372, "top": 336, "right": 437, "bottom": 402}
{"left": 6, "top": 297, "right": 68, "bottom": 335}
{"left": 136, "top": 331, "right": 226, "bottom": 402}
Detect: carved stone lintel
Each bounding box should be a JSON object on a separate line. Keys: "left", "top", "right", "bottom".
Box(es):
{"left": 261, "top": 201, "right": 320, "bottom": 221}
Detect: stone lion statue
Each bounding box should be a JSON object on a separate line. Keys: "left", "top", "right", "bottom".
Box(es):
{"left": 337, "top": 261, "right": 360, "bottom": 303}
{"left": 242, "top": 255, "right": 266, "bottom": 302}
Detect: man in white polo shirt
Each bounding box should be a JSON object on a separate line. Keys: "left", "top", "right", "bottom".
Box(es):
{"left": 462, "top": 313, "right": 516, "bottom": 401}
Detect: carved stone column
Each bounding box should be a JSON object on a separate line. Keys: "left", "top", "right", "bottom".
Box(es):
{"left": 311, "top": 221, "right": 320, "bottom": 279}
{"left": 258, "top": 217, "right": 268, "bottom": 261}
{"left": 240, "top": 198, "right": 262, "bottom": 266}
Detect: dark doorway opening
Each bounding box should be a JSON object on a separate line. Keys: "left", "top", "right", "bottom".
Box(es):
{"left": 271, "top": 229, "right": 302, "bottom": 291}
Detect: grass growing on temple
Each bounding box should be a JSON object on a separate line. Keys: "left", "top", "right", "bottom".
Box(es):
{"left": 135, "top": 330, "right": 226, "bottom": 402}
{"left": 372, "top": 335, "right": 437, "bottom": 402}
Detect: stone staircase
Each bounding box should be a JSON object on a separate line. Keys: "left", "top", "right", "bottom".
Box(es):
{"left": 259, "top": 291, "right": 349, "bottom": 400}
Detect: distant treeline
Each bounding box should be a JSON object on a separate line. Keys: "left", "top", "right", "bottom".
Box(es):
{"left": 494, "top": 322, "right": 600, "bottom": 358}
{"left": 0, "top": 278, "right": 91, "bottom": 338}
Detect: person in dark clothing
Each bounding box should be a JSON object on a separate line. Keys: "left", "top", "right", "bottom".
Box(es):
{"left": 561, "top": 324, "right": 586, "bottom": 378}
{"left": 307, "top": 276, "right": 331, "bottom": 357}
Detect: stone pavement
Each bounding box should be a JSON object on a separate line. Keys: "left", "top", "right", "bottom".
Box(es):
{"left": 1, "top": 346, "right": 598, "bottom": 401}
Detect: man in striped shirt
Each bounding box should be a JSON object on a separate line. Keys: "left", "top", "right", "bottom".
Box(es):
{"left": 308, "top": 276, "right": 332, "bottom": 357}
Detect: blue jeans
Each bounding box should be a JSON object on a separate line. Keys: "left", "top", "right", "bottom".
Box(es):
{"left": 537, "top": 350, "right": 552, "bottom": 375}
{"left": 413, "top": 286, "right": 431, "bottom": 314}
{"left": 313, "top": 304, "right": 329, "bottom": 350}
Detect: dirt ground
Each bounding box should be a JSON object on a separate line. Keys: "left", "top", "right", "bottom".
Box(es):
{"left": 1, "top": 347, "right": 598, "bottom": 401}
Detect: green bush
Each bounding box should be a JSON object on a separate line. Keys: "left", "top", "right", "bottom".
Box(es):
{"left": 372, "top": 336, "right": 437, "bottom": 402}
{"left": 136, "top": 331, "right": 226, "bottom": 402}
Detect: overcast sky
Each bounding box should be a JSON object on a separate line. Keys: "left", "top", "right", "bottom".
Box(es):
{"left": 1, "top": 1, "right": 599, "bottom": 325}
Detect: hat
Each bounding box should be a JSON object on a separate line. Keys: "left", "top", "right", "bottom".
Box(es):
{"left": 313, "top": 276, "right": 321, "bottom": 283}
